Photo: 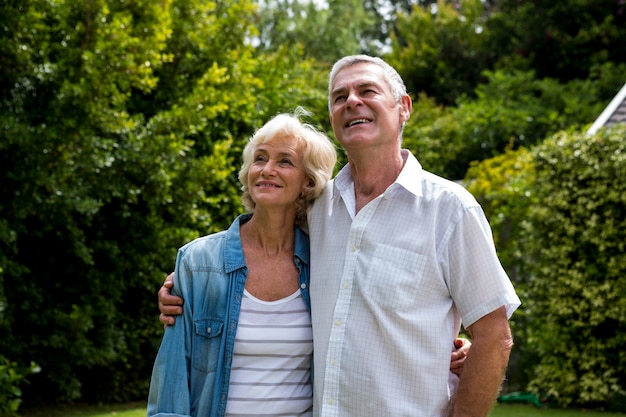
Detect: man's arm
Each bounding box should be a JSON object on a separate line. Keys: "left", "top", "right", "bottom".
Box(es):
{"left": 451, "top": 306, "right": 513, "bottom": 417}
{"left": 157, "top": 274, "right": 473, "bottom": 374}
{"left": 158, "top": 272, "right": 183, "bottom": 326}
{"left": 158, "top": 272, "right": 472, "bottom": 376}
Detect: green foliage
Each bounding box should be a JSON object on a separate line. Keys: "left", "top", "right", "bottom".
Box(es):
{"left": 445, "top": 70, "right": 607, "bottom": 177}
{"left": 486, "top": 0, "right": 626, "bottom": 82}
{"left": 255, "top": 0, "right": 377, "bottom": 63}
{"left": 404, "top": 68, "right": 623, "bottom": 180}
{"left": 465, "top": 146, "right": 535, "bottom": 279}
{"left": 463, "top": 125, "right": 626, "bottom": 408}
{"left": 401, "top": 92, "right": 459, "bottom": 177}
{"left": 0, "top": 357, "right": 39, "bottom": 417}
{"left": 388, "top": 0, "right": 491, "bottom": 106}
{"left": 464, "top": 146, "right": 536, "bottom": 392}
{"left": 0, "top": 0, "right": 327, "bottom": 408}
{"left": 251, "top": 45, "right": 329, "bottom": 129}
{"left": 1, "top": 0, "right": 626, "bottom": 411}
{"left": 0, "top": 0, "right": 188, "bottom": 403}
{"left": 520, "top": 125, "right": 626, "bottom": 407}
{"left": 389, "top": 0, "right": 626, "bottom": 184}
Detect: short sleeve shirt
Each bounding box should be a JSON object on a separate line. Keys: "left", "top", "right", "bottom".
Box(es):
{"left": 307, "top": 150, "right": 521, "bottom": 417}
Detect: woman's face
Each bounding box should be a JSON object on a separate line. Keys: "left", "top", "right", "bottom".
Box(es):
{"left": 247, "top": 137, "right": 309, "bottom": 212}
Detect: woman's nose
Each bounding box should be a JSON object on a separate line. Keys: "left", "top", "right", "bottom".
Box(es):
{"left": 261, "top": 160, "right": 276, "bottom": 176}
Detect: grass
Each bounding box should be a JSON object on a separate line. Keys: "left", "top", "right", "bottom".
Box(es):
{"left": 18, "top": 402, "right": 146, "bottom": 417}
{"left": 17, "top": 402, "right": 626, "bottom": 417}
{"left": 490, "top": 403, "right": 626, "bottom": 417}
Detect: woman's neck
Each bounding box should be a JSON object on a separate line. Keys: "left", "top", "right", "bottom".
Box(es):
{"left": 241, "top": 211, "right": 295, "bottom": 257}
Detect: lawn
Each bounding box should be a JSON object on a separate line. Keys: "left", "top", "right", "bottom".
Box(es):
{"left": 18, "top": 402, "right": 146, "bottom": 417}
{"left": 491, "top": 403, "right": 626, "bottom": 417}
{"left": 17, "top": 402, "right": 626, "bottom": 417}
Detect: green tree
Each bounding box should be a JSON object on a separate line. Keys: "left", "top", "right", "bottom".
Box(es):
{"left": 462, "top": 126, "right": 626, "bottom": 407}
{"left": 464, "top": 147, "right": 535, "bottom": 281}
{"left": 444, "top": 69, "right": 610, "bottom": 178}
{"left": 486, "top": 0, "right": 626, "bottom": 82}
{"left": 0, "top": 0, "right": 179, "bottom": 404}
{"left": 403, "top": 66, "right": 624, "bottom": 180}
{"left": 255, "top": 0, "right": 377, "bottom": 63}
{"left": 463, "top": 147, "right": 536, "bottom": 392}
{"left": 387, "top": 0, "right": 493, "bottom": 106}
{"left": 0, "top": 0, "right": 327, "bottom": 407}
{"left": 387, "top": 0, "right": 626, "bottom": 109}
{"left": 401, "top": 92, "right": 459, "bottom": 176}
{"left": 520, "top": 125, "right": 626, "bottom": 408}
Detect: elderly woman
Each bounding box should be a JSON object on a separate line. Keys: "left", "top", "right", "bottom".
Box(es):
{"left": 147, "top": 109, "right": 337, "bottom": 417}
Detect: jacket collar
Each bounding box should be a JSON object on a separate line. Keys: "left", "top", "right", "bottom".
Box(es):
{"left": 223, "top": 213, "right": 309, "bottom": 273}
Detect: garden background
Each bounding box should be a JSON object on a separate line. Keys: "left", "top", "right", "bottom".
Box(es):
{"left": 1, "top": 0, "right": 625, "bottom": 415}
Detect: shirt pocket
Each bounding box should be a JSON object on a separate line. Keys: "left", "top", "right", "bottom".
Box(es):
{"left": 359, "top": 244, "right": 427, "bottom": 310}
{"left": 193, "top": 319, "right": 224, "bottom": 373}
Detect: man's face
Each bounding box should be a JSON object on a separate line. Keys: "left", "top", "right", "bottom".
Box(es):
{"left": 329, "top": 62, "right": 410, "bottom": 152}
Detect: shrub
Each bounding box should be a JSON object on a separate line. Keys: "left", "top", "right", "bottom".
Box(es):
{"left": 0, "top": 357, "right": 39, "bottom": 417}
{"left": 521, "top": 125, "right": 626, "bottom": 407}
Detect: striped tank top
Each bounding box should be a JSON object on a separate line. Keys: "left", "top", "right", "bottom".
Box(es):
{"left": 225, "top": 289, "right": 313, "bottom": 417}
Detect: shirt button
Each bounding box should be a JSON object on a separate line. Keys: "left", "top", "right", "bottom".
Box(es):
{"left": 207, "top": 327, "right": 212, "bottom": 334}
{"left": 350, "top": 245, "right": 357, "bottom": 252}
{"left": 300, "top": 283, "right": 307, "bottom": 289}
{"left": 342, "top": 282, "right": 349, "bottom": 289}
{"left": 335, "top": 320, "right": 341, "bottom": 326}
{"left": 327, "top": 399, "right": 334, "bottom": 405}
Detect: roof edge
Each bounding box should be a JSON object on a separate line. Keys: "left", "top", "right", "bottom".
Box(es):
{"left": 587, "top": 82, "right": 626, "bottom": 136}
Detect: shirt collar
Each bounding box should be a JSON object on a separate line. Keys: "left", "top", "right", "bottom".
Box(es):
{"left": 396, "top": 149, "right": 423, "bottom": 197}
{"left": 332, "top": 149, "right": 424, "bottom": 200}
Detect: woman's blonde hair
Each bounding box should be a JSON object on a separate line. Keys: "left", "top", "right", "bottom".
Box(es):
{"left": 239, "top": 107, "right": 337, "bottom": 226}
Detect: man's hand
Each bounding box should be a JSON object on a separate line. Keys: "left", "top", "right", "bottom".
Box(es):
{"left": 158, "top": 272, "right": 183, "bottom": 326}
{"left": 451, "top": 337, "right": 471, "bottom": 376}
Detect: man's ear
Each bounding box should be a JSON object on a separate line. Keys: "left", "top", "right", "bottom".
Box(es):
{"left": 399, "top": 94, "right": 412, "bottom": 124}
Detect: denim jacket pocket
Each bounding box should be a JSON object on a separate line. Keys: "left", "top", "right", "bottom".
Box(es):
{"left": 193, "top": 319, "right": 224, "bottom": 373}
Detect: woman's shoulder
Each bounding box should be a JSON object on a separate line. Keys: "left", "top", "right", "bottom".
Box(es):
{"left": 178, "top": 229, "right": 229, "bottom": 255}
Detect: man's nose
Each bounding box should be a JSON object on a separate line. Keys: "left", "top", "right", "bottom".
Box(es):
{"left": 345, "top": 91, "right": 362, "bottom": 108}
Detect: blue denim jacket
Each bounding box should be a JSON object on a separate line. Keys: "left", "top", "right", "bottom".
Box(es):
{"left": 147, "top": 214, "right": 311, "bottom": 417}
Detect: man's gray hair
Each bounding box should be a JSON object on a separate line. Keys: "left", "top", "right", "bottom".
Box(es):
{"left": 328, "top": 55, "right": 408, "bottom": 111}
